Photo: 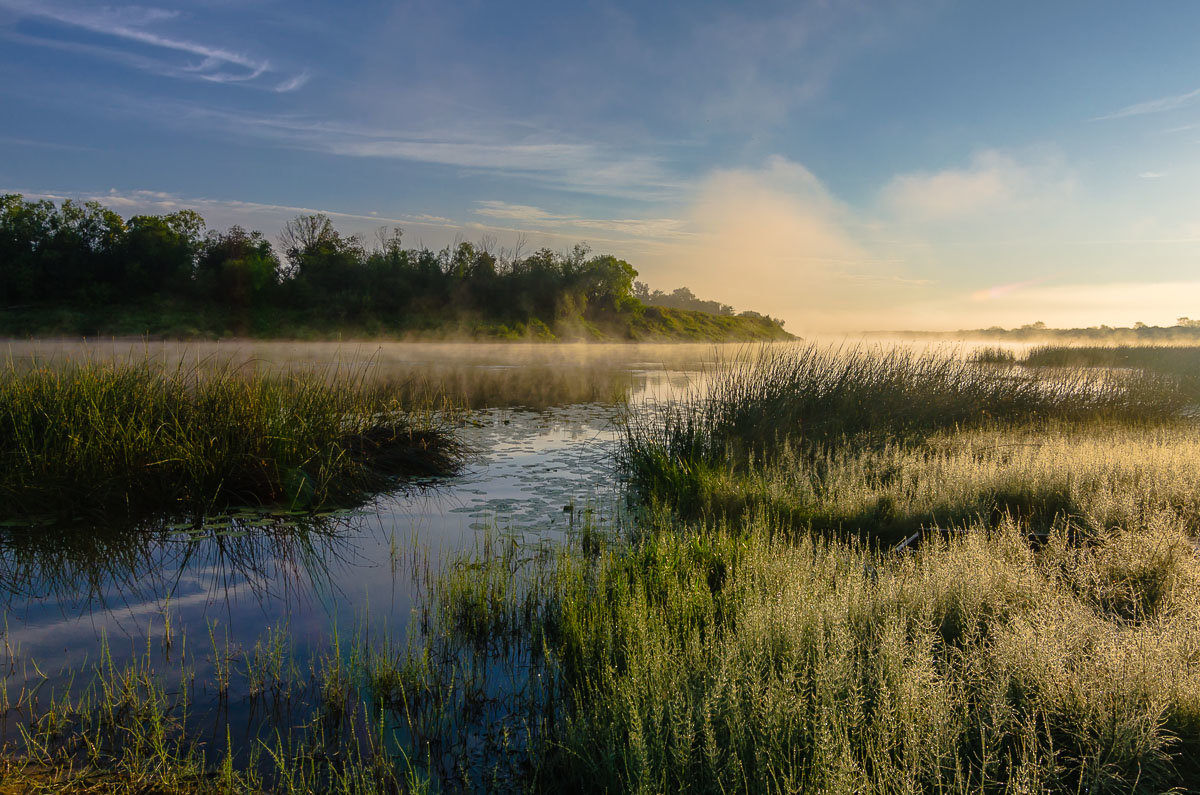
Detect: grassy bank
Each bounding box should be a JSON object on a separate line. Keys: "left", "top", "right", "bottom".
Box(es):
{"left": 6, "top": 343, "right": 1200, "bottom": 792}
{"left": 620, "top": 345, "right": 1187, "bottom": 524}
{"left": 8, "top": 511, "right": 1200, "bottom": 791}
{"left": 0, "top": 359, "right": 463, "bottom": 523}
{"left": 535, "top": 346, "right": 1200, "bottom": 791}
{"left": 0, "top": 302, "right": 791, "bottom": 343}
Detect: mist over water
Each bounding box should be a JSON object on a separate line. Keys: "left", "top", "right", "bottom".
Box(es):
{"left": 0, "top": 341, "right": 746, "bottom": 748}
{"left": 0, "top": 338, "right": 1102, "bottom": 752}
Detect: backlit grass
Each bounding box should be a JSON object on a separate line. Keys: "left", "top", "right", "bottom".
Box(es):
{"left": 7, "top": 343, "right": 1200, "bottom": 792}
{"left": 1022, "top": 344, "right": 1200, "bottom": 381}
{"left": 0, "top": 358, "right": 464, "bottom": 522}
{"left": 621, "top": 344, "right": 1188, "bottom": 519}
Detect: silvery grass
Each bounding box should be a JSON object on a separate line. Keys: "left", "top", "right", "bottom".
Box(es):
{"left": 621, "top": 344, "right": 1189, "bottom": 515}
{"left": 6, "top": 500, "right": 1200, "bottom": 791}
{"left": 524, "top": 512, "right": 1200, "bottom": 793}
{"left": 0, "top": 357, "right": 465, "bottom": 523}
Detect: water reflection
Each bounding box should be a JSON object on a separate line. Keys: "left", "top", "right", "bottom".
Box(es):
{"left": 0, "top": 513, "right": 353, "bottom": 613}
{"left": 0, "top": 344, "right": 715, "bottom": 784}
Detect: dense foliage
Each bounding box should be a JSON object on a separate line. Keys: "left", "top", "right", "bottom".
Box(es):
{"left": 0, "top": 194, "right": 787, "bottom": 340}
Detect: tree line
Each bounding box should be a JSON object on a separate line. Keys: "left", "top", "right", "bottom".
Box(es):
{"left": 0, "top": 195, "right": 677, "bottom": 330}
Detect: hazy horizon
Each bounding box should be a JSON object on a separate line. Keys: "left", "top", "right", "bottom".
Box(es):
{"left": 3, "top": 1, "right": 1199, "bottom": 334}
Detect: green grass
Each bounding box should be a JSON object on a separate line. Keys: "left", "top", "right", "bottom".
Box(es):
{"left": 0, "top": 358, "right": 464, "bottom": 523}
{"left": 517, "top": 514, "right": 1200, "bottom": 792}
{"left": 7, "top": 507, "right": 1200, "bottom": 792}
{"left": 8, "top": 343, "right": 1200, "bottom": 791}
{"left": 629, "top": 306, "right": 793, "bottom": 342}
{"left": 622, "top": 420, "right": 1200, "bottom": 544}
{"left": 620, "top": 344, "right": 1187, "bottom": 517}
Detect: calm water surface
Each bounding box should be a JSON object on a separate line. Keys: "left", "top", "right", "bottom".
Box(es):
{"left": 1, "top": 338, "right": 1030, "bottom": 768}
{"left": 0, "top": 342, "right": 741, "bottom": 746}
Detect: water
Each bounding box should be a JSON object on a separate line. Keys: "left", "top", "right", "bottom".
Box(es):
{"left": 0, "top": 342, "right": 733, "bottom": 765}
{"left": 0, "top": 338, "right": 1041, "bottom": 670}
{"left": 2, "top": 337, "right": 1107, "bottom": 784}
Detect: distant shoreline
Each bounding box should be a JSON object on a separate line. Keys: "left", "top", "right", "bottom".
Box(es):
{"left": 861, "top": 323, "right": 1200, "bottom": 343}
{"left": 0, "top": 303, "right": 793, "bottom": 344}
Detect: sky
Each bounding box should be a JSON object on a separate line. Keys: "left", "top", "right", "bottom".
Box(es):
{"left": 3, "top": 0, "right": 1200, "bottom": 332}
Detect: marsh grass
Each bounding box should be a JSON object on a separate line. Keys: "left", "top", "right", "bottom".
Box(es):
{"left": 626, "top": 420, "right": 1200, "bottom": 543}
{"left": 5, "top": 512, "right": 1200, "bottom": 792}
{"left": 0, "top": 533, "right": 555, "bottom": 792}
{"left": 0, "top": 357, "right": 465, "bottom": 522}
{"left": 10, "top": 342, "right": 1200, "bottom": 791}
{"left": 1023, "top": 344, "right": 1200, "bottom": 382}
{"left": 621, "top": 344, "right": 1189, "bottom": 517}
{"left": 519, "top": 514, "right": 1200, "bottom": 793}
{"left": 969, "top": 345, "right": 1017, "bottom": 365}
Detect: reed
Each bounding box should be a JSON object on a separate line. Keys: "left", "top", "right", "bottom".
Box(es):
{"left": 9, "top": 343, "right": 1200, "bottom": 791}
{"left": 968, "top": 345, "right": 1017, "bottom": 365}
{"left": 0, "top": 357, "right": 465, "bottom": 522}
{"left": 621, "top": 344, "right": 1188, "bottom": 514}
{"left": 1022, "top": 343, "right": 1200, "bottom": 377}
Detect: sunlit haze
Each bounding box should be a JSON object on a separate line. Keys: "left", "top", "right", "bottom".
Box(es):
{"left": 3, "top": 1, "right": 1198, "bottom": 332}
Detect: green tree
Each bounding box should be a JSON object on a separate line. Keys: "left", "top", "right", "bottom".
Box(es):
{"left": 197, "top": 226, "right": 279, "bottom": 306}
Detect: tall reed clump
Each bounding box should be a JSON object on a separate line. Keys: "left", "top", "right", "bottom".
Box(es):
{"left": 0, "top": 358, "right": 464, "bottom": 522}
{"left": 621, "top": 344, "right": 1187, "bottom": 512}
{"left": 969, "top": 345, "right": 1017, "bottom": 365}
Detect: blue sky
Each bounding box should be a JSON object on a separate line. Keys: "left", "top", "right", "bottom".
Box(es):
{"left": 3, "top": 0, "right": 1200, "bottom": 331}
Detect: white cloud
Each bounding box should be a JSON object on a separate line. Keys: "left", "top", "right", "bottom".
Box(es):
{"left": 473, "top": 201, "right": 687, "bottom": 238}
{"left": 0, "top": 0, "right": 306, "bottom": 90}
{"left": 475, "top": 202, "right": 565, "bottom": 223}
{"left": 129, "top": 101, "right": 682, "bottom": 201}
{"left": 879, "top": 150, "right": 1059, "bottom": 221}
{"left": 1095, "top": 87, "right": 1200, "bottom": 120}
{"left": 631, "top": 156, "right": 932, "bottom": 331}
{"left": 275, "top": 71, "right": 311, "bottom": 93}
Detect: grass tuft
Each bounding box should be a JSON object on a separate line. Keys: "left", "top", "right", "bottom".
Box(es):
{"left": 0, "top": 357, "right": 464, "bottom": 522}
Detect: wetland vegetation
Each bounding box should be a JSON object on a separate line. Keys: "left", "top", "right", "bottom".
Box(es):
{"left": 4, "top": 341, "right": 1200, "bottom": 792}
{"left": 0, "top": 357, "right": 463, "bottom": 524}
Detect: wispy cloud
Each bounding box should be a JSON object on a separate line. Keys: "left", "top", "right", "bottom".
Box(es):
{"left": 0, "top": 0, "right": 306, "bottom": 90}
{"left": 1139, "top": 171, "right": 1166, "bottom": 179}
{"left": 275, "top": 71, "right": 311, "bottom": 93}
{"left": 879, "top": 150, "right": 1072, "bottom": 222}
{"left": 3, "top": 188, "right": 678, "bottom": 256}
{"left": 6, "top": 187, "right": 464, "bottom": 231}
{"left": 122, "top": 100, "right": 684, "bottom": 200}
{"left": 0, "top": 135, "right": 93, "bottom": 151}
{"left": 474, "top": 201, "right": 688, "bottom": 238}
{"left": 1094, "top": 87, "right": 1200, "bottom": 120}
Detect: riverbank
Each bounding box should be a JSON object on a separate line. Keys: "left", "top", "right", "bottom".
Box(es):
{"left": 5, "top": 343, "right": 1198, "bottom": 791}
{"left": 0, "top": 302, "right": 792, "bottom": 343}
